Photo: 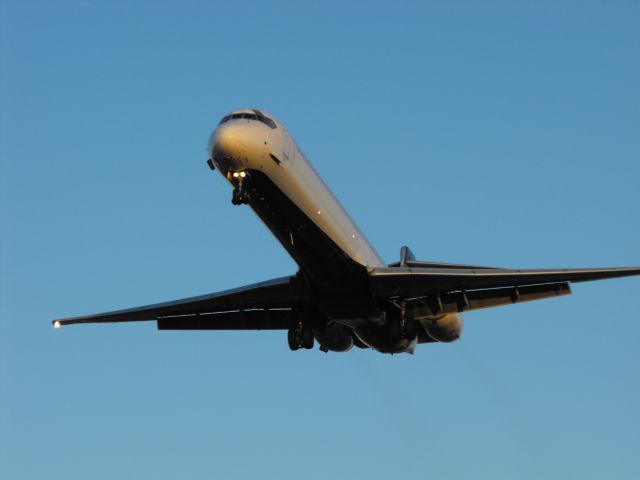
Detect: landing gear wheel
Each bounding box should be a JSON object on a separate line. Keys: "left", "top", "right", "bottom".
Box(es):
{"left": 403, "top": 316, "right": 417, "bottom": 341}
{"left": 389, "top": 315, "right": 417, "bottom": 342}
{"left": 288, "top": 328, "right": 299, "bottom": 351}
{"left": 302, "top": 325, "right": 314, "bottom": 349}
{"left": 232, "top": 188, "right": 249, "bottom": 205}
{"left": 287, "top": 322, "right": 314, "bottom": 351}
{"left": 389, "top": 316, "right": 402, "bottom": 343}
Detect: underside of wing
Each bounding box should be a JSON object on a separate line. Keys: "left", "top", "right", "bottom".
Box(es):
{"left": 370, "top": 265, "right": 640, "bottom": 315}
{"left": 53, "top": 275, "right": 310, "bottom": 330}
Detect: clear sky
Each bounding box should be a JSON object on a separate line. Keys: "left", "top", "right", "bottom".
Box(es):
{"left": 2, "top": 1, "right": 639, "bottom": 479}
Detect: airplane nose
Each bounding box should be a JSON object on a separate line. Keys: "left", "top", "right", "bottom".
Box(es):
{"left": 212, "top": 125, "right": 247, "bottom": 165}
{"left": 211, "top": 122, "right": 269, "bottom": 172}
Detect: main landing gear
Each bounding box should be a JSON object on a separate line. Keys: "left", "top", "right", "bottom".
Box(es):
{"left": 389, "top": 313, "right": 417, "bottom": 342}
{"left": 288, "top": 321, "right": 314, "bottom": 351}
{"left": 230, "top": 171, "right": 250, "bottom": 205}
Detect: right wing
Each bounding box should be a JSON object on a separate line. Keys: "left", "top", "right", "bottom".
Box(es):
{"left": 53, "top": 275, "right": 310, "bottom": 330}
{"left": 370, "top": 265, "right": 640, "bottom": 315}
{"left": 370, "top": 265, "right": 640, "bottom": 298}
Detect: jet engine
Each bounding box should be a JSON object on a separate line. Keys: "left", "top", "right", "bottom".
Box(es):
{"left": 418, "top": 313, "right": 464, "bottom": 342}
{"left": 313, "top": 323, "right": 354, "bottom": 352}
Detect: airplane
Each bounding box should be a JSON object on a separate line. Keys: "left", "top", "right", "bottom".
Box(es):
{"left": 52, "top": 108, "right": 640, "bottom": 354}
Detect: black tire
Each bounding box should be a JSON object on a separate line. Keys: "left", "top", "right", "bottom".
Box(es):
{"left": 389, "top": 316, "right": 401, "bottom": 342}
{"left": 301, "top": 326, "right": 314, "bottom": 349}
{"left": 287, "top": 328, "right": 299, "bottom": 351}
{"left": 404, "top": 317, "right": 417, "bottom": 341}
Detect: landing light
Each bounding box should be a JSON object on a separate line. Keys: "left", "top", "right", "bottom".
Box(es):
{"left": 240, "top": 171, "right": 246, "bottom": 178}
{"left": 53, "top": 321, "right": 61, "bottom": 329}
{"left": 232, "top": 172, "right": 239, "bottom": 178}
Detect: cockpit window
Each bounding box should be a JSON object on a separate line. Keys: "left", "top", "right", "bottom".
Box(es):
{"left": 218, "top": 111, "right": 277, "bottom": 129}
{"left": 255, "top": 111, "right": 277, "bottom": 129}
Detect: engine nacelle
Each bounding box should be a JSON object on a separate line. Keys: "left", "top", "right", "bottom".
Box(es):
{"left": 418, "top": 313, "right": 463, "bottom": 342}
{"left": 313, "top": 323, "right": 354, "bottom": 352}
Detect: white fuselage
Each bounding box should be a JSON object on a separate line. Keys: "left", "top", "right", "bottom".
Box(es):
{"left": 208, "top": 109, "right": 385, "bottom": 269}
{"left": 208, "top": 108, "right": 462, "bottom": 354}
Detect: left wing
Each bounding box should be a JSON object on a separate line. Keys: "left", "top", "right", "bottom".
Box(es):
{"left": 53, "top": 275, "right": 310, "bottom": 330}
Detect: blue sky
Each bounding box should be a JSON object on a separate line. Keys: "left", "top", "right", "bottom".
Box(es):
{"left": 2, "top": 1, "right": 639, "bottom": 478}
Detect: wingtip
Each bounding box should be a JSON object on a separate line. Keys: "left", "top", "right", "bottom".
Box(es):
{"left": 52, "top": 320, "right": 62, "bottom": 329}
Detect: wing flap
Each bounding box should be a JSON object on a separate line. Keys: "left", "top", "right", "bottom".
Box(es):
{"left": 157, "top": 309, "right": 295, "bottom": 330}
{"left": 406, "top": 282, "right": 571, "bottom": 316}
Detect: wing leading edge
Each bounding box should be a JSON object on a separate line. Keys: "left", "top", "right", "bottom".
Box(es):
{"left": 52, "top": 275, "right": 310, "bottom": 330}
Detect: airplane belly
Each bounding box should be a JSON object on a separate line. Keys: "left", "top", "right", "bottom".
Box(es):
{"left": 257, "top": 149, "right": 384, "bottom": 268}
{"left": 241, "top": 169, "right": 370, "bottom": 288}
{"left": 211, "top": 119, "right": 383, "bottom": 269}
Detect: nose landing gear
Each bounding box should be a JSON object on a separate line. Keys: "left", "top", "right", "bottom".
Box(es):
{"left": 230, "top": 171, "right": 250, "bottom": 205}
{"left": 232, "top": 186, "right": 249, "bottom": 205}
